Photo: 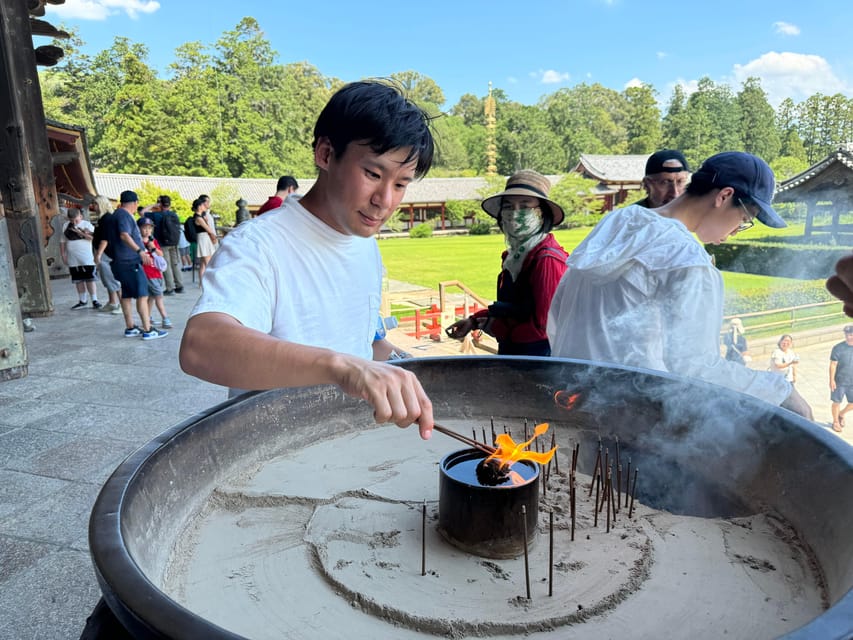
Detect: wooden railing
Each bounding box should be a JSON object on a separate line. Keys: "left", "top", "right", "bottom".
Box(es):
{"left": 722, "top": 300, "right": 845, "bottom": 335}
{"left": 438, "top": 280, "right": 491, "bottom": 316}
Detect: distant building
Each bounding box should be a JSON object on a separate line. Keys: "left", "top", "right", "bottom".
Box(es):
{"left": 774, "top": 145, "right": 853, "bottom": 238}
{"left": 94, "top": 173, "right": 496, "bottom": 230}
{"left": 571, "top": 154, "right": 648, "bottom": 211}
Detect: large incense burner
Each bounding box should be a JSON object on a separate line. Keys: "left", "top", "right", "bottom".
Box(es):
{"left": 89, "top": 357, "right": 853, "bottom": 639}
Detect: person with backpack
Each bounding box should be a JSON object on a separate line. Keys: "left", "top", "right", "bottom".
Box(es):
{"left": 149, "top": 195, "right": 184, "bottom": 295}
{"left": 445, "top": 170, "right": 569, "bottom": 356}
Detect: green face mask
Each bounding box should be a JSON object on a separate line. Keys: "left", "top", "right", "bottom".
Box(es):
{"left": 502, "top": 207, "right": 543, "bottom": 243}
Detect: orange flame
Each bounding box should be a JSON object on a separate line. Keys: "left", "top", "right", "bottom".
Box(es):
{"left": 554, "top": 390, "right": 581, "bottom": 411}
{"left": 485, "top": 422, "right": 556, "bottom": 484}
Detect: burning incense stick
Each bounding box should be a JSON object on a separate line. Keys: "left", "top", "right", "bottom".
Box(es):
{"left": 551, "top": 431, "right": 559, "bottom": 474}
{"left": 605, "top": 470, "right": 612, "bottom": 533}
{"left": 522, "top": 505, "right": 531, "bottom": 600}
{"left": 616, "top": 463, "right": 622, "bottom": 513}
{"left": 549, "top": 510, "right": 554, "bottom": 597}
{"left": 593, "top": 475, "right": 600, "bottom": 528}
{"left": 570, "top": 472, "right": 576, "bottom": 541}
{"left": 629, "top": 468, "right": 638, "bottom": 519}
{"left": 433, "top": 424, "right": 496, "bottom": 456}
{"left": 589, "top": 445, "right": 602, "bottom": 496}
{"left": 421, "top": 500, "right": 426, "bottom": 577}
{"left": 625, "top": 457, "right": 631, "bottom": 509}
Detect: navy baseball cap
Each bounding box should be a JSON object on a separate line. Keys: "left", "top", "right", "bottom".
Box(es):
{"left": 645, "top": 149, "right": 690, "bottom": 175}
{"left": 120, "top": 190, "right": 139, "bottom": 204}
{"left": 693, "top": 151, "right": 786, "bottom": 228}
{"left": 137, "top": 217, "right": 154, "bottom": 227}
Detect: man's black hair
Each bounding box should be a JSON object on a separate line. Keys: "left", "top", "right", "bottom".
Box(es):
{"left": 686, "top": 171, "right": 753, "bottom": 204}
{"left": 276, "top": 176, "right": 299, "bottom": 191}
{"left": 312, "top": 80, "right": 435, "bottom": 179}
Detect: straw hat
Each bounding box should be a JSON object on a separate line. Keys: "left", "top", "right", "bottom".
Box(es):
{"left": 481, "top": 170, "right": 565, "bottom": 227}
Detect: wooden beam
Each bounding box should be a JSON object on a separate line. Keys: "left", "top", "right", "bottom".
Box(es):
{"left": 51, "top": 150, "right": 78, "bottom": 165}
{"left": 0, "top": 0, "right": 56, "bottom": 318}
{"left": 29, "top": 17, "right": 68, "bottom": 38}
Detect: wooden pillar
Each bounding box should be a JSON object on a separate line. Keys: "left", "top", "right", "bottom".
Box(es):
{"left": 0, "top": 0, "right": 55, "bottom": 318}
{"left": 803, "top": 200, "right": 813, "bottom": 238}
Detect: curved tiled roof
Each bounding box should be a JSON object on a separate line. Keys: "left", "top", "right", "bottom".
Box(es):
{"left": 573, "top": 154, "right": 649, "bottom": 183}
{"left": 775, "top": 146, "right": 853, "bottom": 199}
{"left": 93, "top": 172, "right": 495, "bottom": 207}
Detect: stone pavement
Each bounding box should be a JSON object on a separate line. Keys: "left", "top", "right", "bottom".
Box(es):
{"left": 1, "top": 278, "right": 851, "bottom": 639}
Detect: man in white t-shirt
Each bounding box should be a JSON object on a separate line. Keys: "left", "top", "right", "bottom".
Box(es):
{"left": 60, "top": 208, "right": 101, "bottom": 309}
{"left": 180, "top": 80, "right": 435, "bottom": 438}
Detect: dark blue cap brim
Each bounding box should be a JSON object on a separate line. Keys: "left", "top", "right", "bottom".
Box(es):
{"left": 755, "top": 198, "right": 787, "bottom": 229}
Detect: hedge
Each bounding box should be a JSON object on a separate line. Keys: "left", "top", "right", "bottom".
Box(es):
{"left": 707, "top": 240, "right": 849, "bottom": 280}
{"left": 723, "top": 280, "right": 834, "bottom": 315}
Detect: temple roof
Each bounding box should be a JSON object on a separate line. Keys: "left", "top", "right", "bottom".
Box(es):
{"left": 92, "top": 174, "right": 563, "bottom": 207}
{"left": 775, "top": 145, "right": 853, "bottom": 202}
{"left": 572, "top": 154, "right": 649, "bottom": 183}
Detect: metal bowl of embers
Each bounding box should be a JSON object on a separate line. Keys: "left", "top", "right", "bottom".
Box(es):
{"left": 89, "top": 357, "right": 853, "bottom": 639}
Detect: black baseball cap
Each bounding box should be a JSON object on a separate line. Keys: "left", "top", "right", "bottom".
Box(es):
{"left": 120, "top": 190, "right": 139, "bottom": 204}
{"left": 645, "top": 150, "right": 690, "bottom": 175}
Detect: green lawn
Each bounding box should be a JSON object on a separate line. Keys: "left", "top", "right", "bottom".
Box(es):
{"left": 378, "top": 227, "right": 825, "bottom": 302}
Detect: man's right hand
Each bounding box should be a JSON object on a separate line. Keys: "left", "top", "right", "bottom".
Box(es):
{"left": 332, "top": 355, "right": 433, "bottom": 439}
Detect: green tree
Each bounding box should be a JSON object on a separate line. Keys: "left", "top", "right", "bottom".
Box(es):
{"left": 736, "top": 77, "right": 780, "bottom": 161}
{"left": 209, "top": 183, "right": 243, "bottom": 227}
{"left": 390, "top": 71, "right": 445, "bottom": 109}
{"left": 661, "top": 84, "right": 687, "bottom": 150}
{"left": 431, "top": 114, "right": 471, "bottom": 172}
{"left": 776, "top": 98, "right": 807, "bottom": 161}
{"left": 541, "top": 84, "right": 629, "bottom": 169}
{"left": 496, "top": 102, "right": 564, "bottom": 174}
{"left": 623, "top": 84, "right": 661, "bottom": 153}
{"left": 548, "top": 173, "right": 604, "bottom": 223}
{"left": 770, "top": 156, "right": 809, "bottom": 181}
{"left": 670, "top": 77, "right": 742, "bottom": 167}
{"left": 98, "top": 51, "right": 164, "bottom": 172}
{"left": 213, "top": 18, "right": 285, "bottom": 177}
{"left": 451, "top": 92, "right": 484, "bottom": 127}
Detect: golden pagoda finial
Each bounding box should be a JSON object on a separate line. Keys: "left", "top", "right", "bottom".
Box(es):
{"left": 485, "top": 82, "right": 497, "bottom": 176}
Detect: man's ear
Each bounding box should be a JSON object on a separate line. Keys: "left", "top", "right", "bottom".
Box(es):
{"left": 716, "top": 186, "right": 736, "bottom": 208}
{"left": 314, "top": 137, "right": 333, "bottom": 170}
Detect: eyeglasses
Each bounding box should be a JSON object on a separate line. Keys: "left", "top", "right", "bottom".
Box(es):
{"left": 736, "top": 200, "right": 756, "bottom": 233}
{"left": 648, "top": 177, "right": 689, "bottom": 189}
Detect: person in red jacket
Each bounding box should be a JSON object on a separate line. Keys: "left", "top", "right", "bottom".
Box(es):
{"left": 254, "top": 175, "right": 299, "bottom": 217}
{"left": 446, "top": 170, "right": 568, "bottom": 355}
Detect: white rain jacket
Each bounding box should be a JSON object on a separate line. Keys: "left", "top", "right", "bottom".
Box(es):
{"left": 547, "top": 205, "right": 791, "bottom": 406}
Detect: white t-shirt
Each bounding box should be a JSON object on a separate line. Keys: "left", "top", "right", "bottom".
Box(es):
{"left": 547, "top": 205, "right": 791, "bottom": 406}
{"left": 770, "top": 348, "right": 797, "bottom": 383}
{"left": 191, "top": 198, "right": 384, "bottom": 393}
{"left": 60, "top": 220, "right": 95, "bottom": 267}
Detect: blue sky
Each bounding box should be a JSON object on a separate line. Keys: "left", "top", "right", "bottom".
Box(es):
{"left": 44, "top": 0, "right": 853, "bottom": 110}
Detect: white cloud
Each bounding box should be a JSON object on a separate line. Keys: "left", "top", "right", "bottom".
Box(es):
{"left": 535, "top": 69, "right": 570, "bottom": 84}
{"left": 656, "top": 51, "right": 667, "bottom": 60}
{"left": 506, "top": 76, "right": 518, "bottom": 85}
{"left": 773, "top": 21, "right": 800, "bottom": 36}
{"left": 624, "top": 77, "right": 644, "bottom": 89}
{"left": 46, "top": 0, "right": 160, "bottom": 21}
{"left": 731, "top": 51, "right": 850, "bottom": 105}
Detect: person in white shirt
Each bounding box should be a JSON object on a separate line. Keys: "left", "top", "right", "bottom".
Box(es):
{"left": 547, "top": 151, "right": 812, "bottom": 419}
{"left": 60, "top": 208, "right": 101, "bottom": 310}
{"left": 180, "top": 80, "right": 435, "bottom": 438}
